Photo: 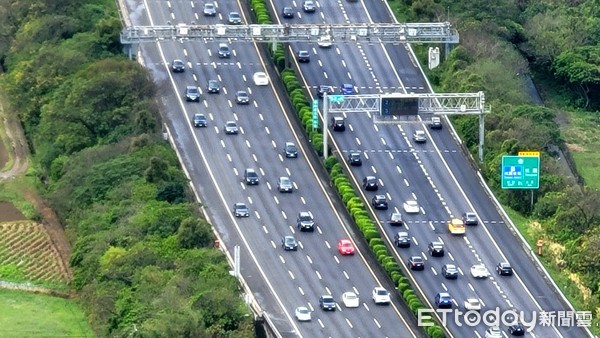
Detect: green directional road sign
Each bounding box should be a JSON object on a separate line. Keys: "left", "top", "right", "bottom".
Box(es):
{"left": 501, "top": 155, "right": 540, "bottom": 189}
{"left": 328, "top": 95, "right": 345, "bottom": 104}
{"left": 311, "top": 100, "right": 319, "bottom": 129}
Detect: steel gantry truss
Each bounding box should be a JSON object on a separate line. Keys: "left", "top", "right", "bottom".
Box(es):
{"left": 120, "top": 22, "right": 459, "bottom": 57}
{"left": 322, "top": 92, "right": 490, "bottom": 162}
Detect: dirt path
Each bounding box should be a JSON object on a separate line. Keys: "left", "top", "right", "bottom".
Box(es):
{"left": 0, "top": 100, "right": 73, "bottom": 282}
{"left": 0, "top": 101, "right": 29, "bottom": 180}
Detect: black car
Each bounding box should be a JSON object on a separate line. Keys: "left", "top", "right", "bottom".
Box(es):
{"left": 235, "top": 90, "right": 249, "bottom": 104}
{"left": 428, "top": 242, "right": 445, "bottom": 257}
{"left": 441, "top": 264, "right": 458, "bottom": 279}
{"left": 371, "top": 195, "right": 388, "bottom": 210}
{"left": 281, "top": 236, "right": 298, "bottom": 251}
{"left": 508, "top": 322, "right": 526, "bottom": 336}
{"left": 282, "top": 6, "right": 294, "bottom": 18}
{"left": 244, "top": 168, "right": 259, "bottom": 185}
{"left": 192, "top": 113, "right": 207, "bottom": 127}
{"left": 347, "top": 152, "right": 362, "bottom": 166}
{"left": 297, "top": 50, "right": 310, "bottom": 63}
{"left": 296, "top": 211, "right": 315, "bottom": 232}
{"left": 207, "top": 80, "right": 220, "bottom": 94}
{"left": 407, "top": 256, "right": 425, "bottom": 270}
{"left": 284, "top": 142, "right": 298, "bottom": 158}
{"left": 330, "top": 116, "right": 345, "bottom": 131}
{"left": 218, "top": 43, "right": 231, "bottom": 58}
{"left": 233, "top": 203, "right": 249, "bottom": 217}
{"left": 496, "top": 262, "right": 513, "bottom": 276}
{"left": 319, "top": 295, "right": 336, "bottom": 311}
{"left": 171, "top": 59, "right": 185, "bottom": 73}
{"left": 462, "top": 212, "right": 478, "bottom": 225}
{"left": 362, "top": 176, "right": 378, "bottom": 191}
{"left": 185, "top": 86, "right": 200, "bottom": 102}
{"left": 394, "top": 231, "right": 411, "bottom": 248}
{"left": 316, "top": 85, "right": 334, "bottom": 98}
{"left": 389, "top": 212, "right": 403, "bottom": 226}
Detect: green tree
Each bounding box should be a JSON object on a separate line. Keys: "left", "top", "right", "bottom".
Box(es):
{"left": 553, "top": 46, "right": 600, "bottom": 108}
{"left": 177, "top": 218, "right": 214, "bottom": 249}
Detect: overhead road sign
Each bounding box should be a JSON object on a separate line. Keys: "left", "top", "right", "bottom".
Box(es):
{"left": 501, "top": 155, "right": 540, "bottom": 189}
{"left": 120, "top": 22, "right": 459, "bottom": 45}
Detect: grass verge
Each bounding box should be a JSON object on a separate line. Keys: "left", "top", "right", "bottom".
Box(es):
{"left": 0, "top": 288, "right": 95, "bottom": 337}
{"left": 0, "top": 174, "right": 41, "bottom": 221}
{"left": 506, "top": 207, "right": 600, "bottom": 335}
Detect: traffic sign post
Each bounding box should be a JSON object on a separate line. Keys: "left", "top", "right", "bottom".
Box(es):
{"left": 311, "top": 100, "right": 319, "bottom": 129}
{"left": 501, "top": 155, "right": 540, "bottom": 189}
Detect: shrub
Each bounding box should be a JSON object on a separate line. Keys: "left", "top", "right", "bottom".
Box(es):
{"left": 398, "top": 282, "right": 410, "bottom": 293}
{"left": 363, "top": 229, "right": 380, "bottom": 241}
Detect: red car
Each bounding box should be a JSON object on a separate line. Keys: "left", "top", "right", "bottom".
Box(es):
{"left": 338, "top": 239, "right": 355, "bottom": 255}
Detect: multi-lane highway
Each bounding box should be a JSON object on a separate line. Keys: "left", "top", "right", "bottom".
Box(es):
{"left": 122, "top": 0, "right": 429, "bottom": 337}
{"left": 272, "top": 0, "right": 591, "bottom": 337}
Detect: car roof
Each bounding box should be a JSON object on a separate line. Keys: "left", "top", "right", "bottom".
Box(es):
{"left": 430, "top": 241, "right": 443, "bottom": 247}
{"left": 397, "top": 231, "right": 409, "bottom": 236}
{"left": 438, "top": 292, "right": 451, "bottom": 297}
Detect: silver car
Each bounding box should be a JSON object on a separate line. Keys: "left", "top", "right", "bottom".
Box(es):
{"left": 224, "top": 121, "right": 239, "bottom": 134}
{"left": 203, "top": 3, "right": 216, "bottom": 16}
{"left": 277, "top": 176, "right": 293, "bottom": 193}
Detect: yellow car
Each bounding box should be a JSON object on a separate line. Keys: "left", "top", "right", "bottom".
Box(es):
{"left": 448, "top": 218, "right": 465, "bottom": 235}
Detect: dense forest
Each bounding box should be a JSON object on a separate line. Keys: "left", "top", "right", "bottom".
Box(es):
{"left": 0, "top": 0, "right": 253, "bottom": 336}
{"left": 391, "top": 0, "right": 600, "bottom": 330}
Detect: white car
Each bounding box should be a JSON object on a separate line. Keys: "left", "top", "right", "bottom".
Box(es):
{"left": 372, "top": 287, "right": 390, "bottom": 304}
{"left": 317, "top": 35, "right": 333, "bottom": 47}
{"left": 484, "top": 326, "right": 503, "bottom": 338}
{"left": 253, "top": 72, "right": 269, "bottom": 86}
{"left": 342, "top": 292, "right": 360, "bottom": 308}
{"left": 470, "top": 264, "right": 491, "bottom": 279}
{"left": 464, "top": 298, "right": 482, "bottom": 311}
{"left": 403, "top": 200, "right": 420, "bottom": 214}
{"left": 295, "top": 307, "right": 311, "bottom": 321}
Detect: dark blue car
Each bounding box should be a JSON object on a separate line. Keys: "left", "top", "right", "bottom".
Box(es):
{"left": 340, "top": 83, "right": 357, "bottom": 95}
{"left": 435, "top": 292, "right": 452, "bottom": 308}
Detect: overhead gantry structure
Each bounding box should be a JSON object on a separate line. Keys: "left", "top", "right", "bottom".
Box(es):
{"left": 322, "top": 92, "right": 490, "bottom": 162}
{"left": 120, "top": 22, "right": 459, "bottom": 57}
